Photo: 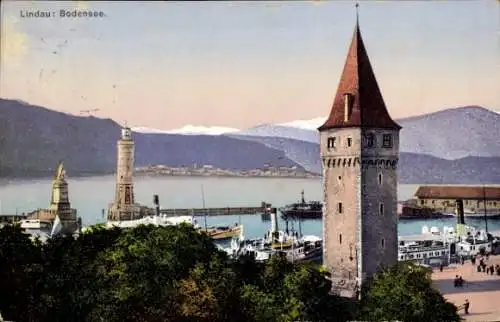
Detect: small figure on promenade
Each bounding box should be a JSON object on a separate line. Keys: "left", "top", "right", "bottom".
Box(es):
{"left": 464, "top": 299, "right": 470, "bottom": 315}
{"left": 458, "top": 276, "right": 464, "bottom": 287}
{"left": 471, "top": 256, "right": 476, "bottom": 265}
{"left": 481, "top": 261, "right": 487, "bottom": 272}
{"left": 490, "top": 265, "right": 495, "bottom": 276}
{"left": 461, "top": 256, "right": 465, "bottom": 265}
{"left": 454, "top": 275, "right": 459, "bottom": 287}
{"left": 439, "top": 264, "right": 444, "bottom": 272}
{"left": 496, "top": 264, "right": 500, "bottom": 276}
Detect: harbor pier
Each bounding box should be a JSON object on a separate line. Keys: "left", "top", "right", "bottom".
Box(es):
{"left": 0, "top": 213, "right": 27, "bottom": 224}
{"left": 160, "top": 202, "right": 275, "bottom": 217}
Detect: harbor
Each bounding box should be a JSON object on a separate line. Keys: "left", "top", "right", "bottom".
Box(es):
{"left": 159, "top": 201, "right": 275, "bottom": 217}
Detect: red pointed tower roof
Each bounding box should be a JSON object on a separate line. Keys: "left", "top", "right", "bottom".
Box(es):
{"left": 318, "top": 10, "right": 401, "bottom": 131}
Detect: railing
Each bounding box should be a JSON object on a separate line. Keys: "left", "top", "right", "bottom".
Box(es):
{"left": 399, "top": 245, "right": 448, "bottom": 253}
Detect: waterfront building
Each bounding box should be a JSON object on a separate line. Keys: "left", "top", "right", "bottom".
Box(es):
{"left": 318, "top": 9, "right": 401, "bottom": 297}
{"left": 26, "top": 162, "right": 79, "bottom": 234}
{"left": 107, "top": 126, "right": 153, "bottom": 221}
{"left": 415, "top": 185, "right": 500, "bottom": 215}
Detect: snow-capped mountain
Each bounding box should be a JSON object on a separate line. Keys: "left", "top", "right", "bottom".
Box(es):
{"left": 278, "top": 117, "right": 326, "bottom": 130}
{"left": 133, "top": 105, "right": 500, "bottom": 159}
{"left": 234, "top": 106, "right": 500, "bottom": 160}
{"left": 3, "top": 97, "right": 500, "bottom": 184}
{"left": 132, "top": 125, "right": 239, "bottom": 136}
{"left": 233, "top": 124, "right": 319, "bottom": 143}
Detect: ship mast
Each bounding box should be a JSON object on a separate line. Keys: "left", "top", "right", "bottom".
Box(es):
{"left": 483, "top": 185, "right": 488, "bottom": 234}
{"left": 201, "top": 184, "right": 208, "bottom": 231}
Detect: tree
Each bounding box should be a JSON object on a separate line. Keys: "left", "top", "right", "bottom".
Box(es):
{"left": 177, "top": 252, "right": 243, "bottom": 322}
{"left": 0, "top": 224, "right": 43, "bottom": 321}
{"left": 283, "top": 263, "right": 355, "bottom": 322}
{"left": 240, "top": 255, "right": 354, "bottom": 322}
{"left": 358, "top": 261, "right": 461, "bottom": 322}
{"left": 91, "top": 223, "right": 219, "bottom": 321}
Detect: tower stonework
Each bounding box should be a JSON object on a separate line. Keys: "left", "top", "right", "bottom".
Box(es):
{"left": 49, "top": 163, "right": 78, "bottom": 232}
{"left": 107, "top": 127, "right": 142, "bottom": 221}
{"left": 318, "top": 19, "right": 401, "bottom": 297}
{"left": 27, "top": 162, "right": 78, "bottom": 234}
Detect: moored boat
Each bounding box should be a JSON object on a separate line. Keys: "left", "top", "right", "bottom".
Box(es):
{"left": 221, "top": 209, "right": 323, "bottom": 263}
{"left": 105, "top": 215, "right": 197, "bottom": 229}
{"left": 204, "top": 224, "right": 242, "bottom": 240}
{"left": 461, "top": 208, "right": 500, "bottom": 219}
{"left": 279, "top": 190, "right": 322, "bottom": 219}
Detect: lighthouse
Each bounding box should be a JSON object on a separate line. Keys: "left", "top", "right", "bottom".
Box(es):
{"left": 107, "top": 126, "right": 142, "bottom": 221}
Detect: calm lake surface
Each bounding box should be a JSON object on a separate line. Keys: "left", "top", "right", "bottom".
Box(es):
{"left": 1, "top": 176, "right": 499, "bottom": 238}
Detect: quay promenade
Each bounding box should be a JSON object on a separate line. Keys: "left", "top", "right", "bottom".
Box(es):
{"left": 432, "top": 255, "right": 500, "bottom": 321}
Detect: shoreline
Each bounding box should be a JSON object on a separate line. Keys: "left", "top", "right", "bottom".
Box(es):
{"left": 134, "top": 172, "right": 321, "bottom": 180}
{"left": 2, "top": 172, "right": 500, "bottom": 185}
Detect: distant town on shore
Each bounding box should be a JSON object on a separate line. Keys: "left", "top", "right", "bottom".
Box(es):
{"left": 134, "top": 164, "right": 321, "bottom": 179}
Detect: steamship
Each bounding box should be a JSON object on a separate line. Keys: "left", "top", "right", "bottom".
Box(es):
{"left": 398, "top": 199, "right": 496, "bottom": 266}
{"left": 279, "top": 190, "right": 322, "bottom": 219}
{"left": 460, "top": 208, "right": 500, "bottom": 219}
{"left": 221, "top": 207, "right": 323, "bottom": 263}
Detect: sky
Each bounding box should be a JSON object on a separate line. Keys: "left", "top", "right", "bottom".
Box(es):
{"left": 0, "top": 1, "right": 499, "bottom": 130}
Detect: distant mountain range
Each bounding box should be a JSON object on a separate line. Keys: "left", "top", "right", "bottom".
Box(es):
{"left": 0, "top": 99, "right": 302, "bottom": 178}
{"left": 1, "top": 98, "right": 499, "bottom": 184}
{"left": 232, "top": 106, "right": 500, "bottom": 160}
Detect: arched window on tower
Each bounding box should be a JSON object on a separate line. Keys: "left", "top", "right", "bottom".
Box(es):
{"left": 378, "top": 173, "right": 383, "bottom": 185}
{"left": 344, "top": 93, "right": 354, "bottom": 122}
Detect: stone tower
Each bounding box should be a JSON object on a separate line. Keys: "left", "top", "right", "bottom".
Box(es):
{"left": 28, "top": 162, "right": 78, "bottom": 234}
{"left": 107, "top": 126, "right": 141, "bottom": 221}
{"left": 50, "top": 162, "right": 78, "bottom": 232}
{"left": 318, "top": 14, "right": 401, "bottom": 297}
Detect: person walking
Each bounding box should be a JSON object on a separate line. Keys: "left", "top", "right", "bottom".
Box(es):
{"left": 464, "top": 299, "right": 470, "bottom": 315}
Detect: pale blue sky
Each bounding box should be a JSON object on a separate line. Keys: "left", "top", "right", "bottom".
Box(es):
{"left": 1, "top": 1, "right": 498, "bottom": 130}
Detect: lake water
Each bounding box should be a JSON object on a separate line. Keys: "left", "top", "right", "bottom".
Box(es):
{"left": 1, "top": 176, "right": 499, "bottom": 238}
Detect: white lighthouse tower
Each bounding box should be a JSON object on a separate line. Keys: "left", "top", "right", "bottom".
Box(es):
{"left": 107, "top": 126, "right": 143, "bottom": 221}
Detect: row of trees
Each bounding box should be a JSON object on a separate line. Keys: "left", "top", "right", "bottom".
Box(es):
{"left": 0, "top": 224, "right": 461, "bottom": 322}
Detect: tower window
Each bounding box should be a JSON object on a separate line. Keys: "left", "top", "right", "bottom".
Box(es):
{"left": 382, "top": 134, "right": 393, "bottom": 148}
{"left": 347, "top": 137, "right": 352, "bottom": 147}
{"left": 378, "top": 173, "right": 383, "bottom": 185}
{"left": 327, "top": 137, "right": 336, "bottom": 149}
{"left": 365, "top": 133, "right": 375, "bottom": 147}
{"left": 339, "top": 234, "right": 342, "bottom": 244}
{"left": 379, "top": 203, "right": 384, "bottom": 216}
{"left": 343, "top": 93, "right": 354, "bottom": 122}
{"left": 338, "top": 202, "right": 343, "bottom": 214}
{"left": 381, "top": 238, "right": 385, "bottom": 248}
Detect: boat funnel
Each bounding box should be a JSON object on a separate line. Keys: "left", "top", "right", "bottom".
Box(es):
{"left": 153, "top": 194, "right": 160, "bottom": 216}
{"left": 271, "top": 210, "right": 278, "bottom": 233}
{"left": 455, "top": 199, "right": 465, "bottom": 225}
